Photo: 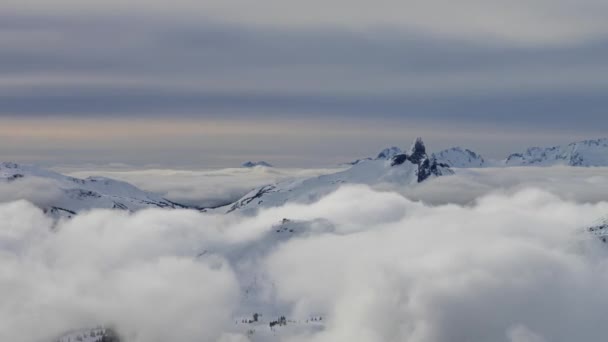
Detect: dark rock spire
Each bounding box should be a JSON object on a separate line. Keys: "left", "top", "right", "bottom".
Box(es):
{"left": 408, "top": 137, "right": 427, "bottom": 165}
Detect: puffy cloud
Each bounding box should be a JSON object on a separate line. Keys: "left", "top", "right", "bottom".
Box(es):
{"left": 261, "top": 187, "right": 608, "bottom": 342}
{"left": 0, "top": 203, "right": 240, "bottom": 342}
{"left": 2, "top": 178, "right": 608, "bottom": 341}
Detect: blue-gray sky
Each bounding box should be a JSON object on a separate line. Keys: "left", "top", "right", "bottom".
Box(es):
{"left": 1, "top": 1, "right": 607, "bottom": 167}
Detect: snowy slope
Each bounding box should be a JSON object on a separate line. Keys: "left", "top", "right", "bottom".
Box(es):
{"left": 504, "top": 138, "right": 608, "bottom": 167}
{"left": 0, "top": 162, "right": 187, "bottom": 217}
{"left": 221, "top": 138, "right": 453, "bottom": 214}
{"left": 432, "top": 147, "right": 486, "bottom": 168}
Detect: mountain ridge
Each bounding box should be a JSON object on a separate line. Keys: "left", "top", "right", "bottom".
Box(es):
{"left": 504, "top": 138, "right": 608, "bottom": 167}
{"left": 0, "top": 162, "right": 189, "bottom": 218}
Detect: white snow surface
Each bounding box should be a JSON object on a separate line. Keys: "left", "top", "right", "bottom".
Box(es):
{"left": 432, "top": 147, "right": 486, "bottom": 168}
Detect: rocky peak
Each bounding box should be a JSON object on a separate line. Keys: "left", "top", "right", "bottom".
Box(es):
{"left": 408, "top": 138, "right": 427, "bottom": 165}
{"left": 388, "top": 138, "right": 453, "bottom": 182}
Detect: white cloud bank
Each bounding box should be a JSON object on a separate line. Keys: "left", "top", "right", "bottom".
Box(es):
{"left": 0, "top": 177, "right": 62, "bottom": 208}
{"left": 262, "top": 186, "right": 608, "bottom": 342}
{"left": 399, "top": 166, "right": 608, "bottom": 206}
{"left": 2, "top": 178, "right": 608, "bottom": 341}
{"left": 0, "top": 202, "right": 240, "bottom": 342}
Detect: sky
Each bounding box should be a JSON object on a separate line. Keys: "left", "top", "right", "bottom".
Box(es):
{"left": 1, "top": 0, "right": 608, "bottom": 167}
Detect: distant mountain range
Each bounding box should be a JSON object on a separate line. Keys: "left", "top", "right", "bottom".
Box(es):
{"left": 433, "top": 138, "right": 608, "bottom": 168}
{"left": 3, "top": 138, "right": 608, "bottom": 218}
{"left": 221, "top": 138, "right": 452, "bottom": 214}
{"left": 503, "top": 138, "right": 608, "bottom": 167}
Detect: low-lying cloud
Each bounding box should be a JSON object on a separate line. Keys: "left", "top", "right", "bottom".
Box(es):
{"left": 0, "top": 176, "right": 63, "bottom": 207}
{"left": 2, "top": 177, "right": 608, "bottom": 341}
{"left": 0, "top": 202, "right": 240, "bottom": 342}
{"left": 398, "top": 166, "right": 608, "bottom": 206}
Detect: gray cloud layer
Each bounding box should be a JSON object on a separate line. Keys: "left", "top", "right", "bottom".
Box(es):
{"left": 5, "top": 0, "right": 608, "bottom": 44}
{"left": 0, "top": 4, "right": 607, "bottom": 166}
{"left": 1, "top": 12, "right": 607, "bottom": 125}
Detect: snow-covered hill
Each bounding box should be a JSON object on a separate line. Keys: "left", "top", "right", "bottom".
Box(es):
{"left": 432, "top": 147, "right": 486, "bottom": 168}
{"left": 221, "top": 138, "right": 453, "bottom": 214}
{"left": 504, "top": 138, "right": 608, "bottom": 167}
{"left": 0, "top": 162, "right": 187, "bottom": 218}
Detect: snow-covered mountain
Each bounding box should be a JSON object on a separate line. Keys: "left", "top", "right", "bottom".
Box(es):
{"left": 0, "top": 162, "right": 187, "bottom": 218}
{"left": 376, "top": 146, "right": 403, "bottom": 160}
{"left": 243, "top": 161, "right": 273, "bottom": 168}
{"left": 504, "top": 138, "right": 608, "bottom": 167}
{"left": 222, "top": 138, "right": 453, "bottom": 214}
{"left": 344, "top": 146, "right": 402, "bottom": 165}
{"left": 428, "top": 138, "right": 608, "bottom": 168}
{"left": 432, "top": 147, "right": 486, "bottom": 168}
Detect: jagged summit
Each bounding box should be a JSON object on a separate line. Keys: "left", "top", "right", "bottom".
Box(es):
{"left": 388, "top": 138, "right": 451, "bottom": 182}
{"left": 408, "top": 137, "right": 427, "bottom": 165}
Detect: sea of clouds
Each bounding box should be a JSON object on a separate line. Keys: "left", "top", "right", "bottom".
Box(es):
{"left": 2, "top": 167, "right": 608, "bottom": 342}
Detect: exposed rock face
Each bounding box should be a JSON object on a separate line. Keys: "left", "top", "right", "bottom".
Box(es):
{"left": 417, "top": 156, "right": 452, "bottom": 182}
{"left": 408, "top": 137, "right": 427, "bottom": 165}
{"left": 390, "top": 138, "right": 453, "bottom": 182}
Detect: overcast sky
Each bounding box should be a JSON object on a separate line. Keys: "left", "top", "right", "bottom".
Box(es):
{"left": 1, "top": 0, "right": 607, "bottom": 167}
